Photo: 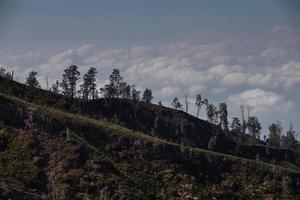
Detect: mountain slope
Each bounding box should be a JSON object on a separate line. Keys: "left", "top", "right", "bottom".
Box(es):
{"left": 0, "top": 76, "right": 299, "bottom": 168}
{"left": 0, "top": 92, "right": 300, "bottom": 199}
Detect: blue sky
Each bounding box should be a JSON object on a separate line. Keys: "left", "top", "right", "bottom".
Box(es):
{"left": 0, "top": 0, "right": 300, "bottom": 137}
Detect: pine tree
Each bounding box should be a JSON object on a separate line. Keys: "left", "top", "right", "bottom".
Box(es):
{"left": 80, "top": 67, "right": 97, "bottom": 101}
{"left": 25, "top": 71, "right": 41, "bottom": 88}
{"left": 109, "top": 68, "right": 123, "bottom": 97}
{"left": 87, "top": 67, "right": 97, "bottom": 100}
{"left": 61, "top": 65, "right": 80, "bottom": 99}
{"left": 100, "top": 68, "right": 126, "bottom": 98}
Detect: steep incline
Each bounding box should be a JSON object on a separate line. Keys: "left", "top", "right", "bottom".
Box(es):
{"left": 0, "top": 93, "right": 300, "bottom": 199}
{"left": 0, "top": 77, "right": 299, "bottom": 167}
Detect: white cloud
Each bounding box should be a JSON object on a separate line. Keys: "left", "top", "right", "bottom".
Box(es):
{"left": 160, "top": 86, "right": 180, "bottom": 97}
{"left": 228, "top": 89, "right": 294, "bottom": 117}
{"left": 221, "top": 72, "right": 246, "bottom": 86}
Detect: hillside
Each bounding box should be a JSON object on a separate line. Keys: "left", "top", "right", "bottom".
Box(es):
{"left": 0, "top": 76, "right": 299, "bottom": 168}
{"left": 0, "top": 77, "right": 300, "bottom": 199}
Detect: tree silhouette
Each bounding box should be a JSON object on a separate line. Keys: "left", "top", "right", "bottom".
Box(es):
{"left": 172, "top": 97, "right": 182, "bottom": 110}
{"left": 247, "top": 116, "right": 262, "bottom": 145}
{"left": 61, "top": 65, "right": 80, "bottom": 99}
{"left": 207, "top": 104, "right": 217, "bottom": 124}
{"left": 80, "top": 67, "right": 97, "bottom": 101}
{"left": 268, "top": 123, "right": 281, "bottom": 148}
{"left": 25, "top": 71, "right": 41, "bottom": 88}
{"left": 142, "top": 88, "right": 153, "bottom": 103}
{"left": 51, "top": 80, "right": 60, "bottom": 94}
{"left": 219, "top": 103, "right": 229, "bottom": 131}
{"left": 195, "top": 94, "right": 204, "bottom": 118}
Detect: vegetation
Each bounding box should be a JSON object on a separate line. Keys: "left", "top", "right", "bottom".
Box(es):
{"left": 61, "top": 65, "right": 80, "bottom": 99}
{"left": 25, "top": 71, "right": 40, "bottom": 88}
{"left": 0, "top": 69, "right": 300, "bottom": 198}
{"left": 142, "top": 88, "right": 153, "bottom": 103}
{"left": 0, "top": 90, "right": 300, "bottom": 199}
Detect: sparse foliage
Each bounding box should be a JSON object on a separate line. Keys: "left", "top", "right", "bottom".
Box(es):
{"left": 247, "top": 116, "right": 262, "bottom": 145}
{"left": 206, "top": 103, "right": 217, "bottom": 124}
{"left": 172, "top": 97, "right": 182, "bottom": 110}
{"left": 0, "top": 66, "right": 14, "bottom": 80}
{"left": 230, "top": 117, "right": 242, "bottom": 134}
{"left": 131, "top": 85, "right": 141, "bottom": 101}
{"left": 219, "top": 103, "right": 228, "bottom": 131}
{"left": 100, "top": 68, "right": 129, "bottom": 98}
{"left": 51, "top": 80, "right": 60, "bottom": 94}
{"left": 25, "top": 71, "right": 40, "bottom": 88}
{"left": 61, "top": 65, "right": 80, "bottom": 99}
{"left": 0, "top": 67, "right": 6, "bottom": 77}
{"left": 142, "top": 88, "right": 153, "bottom": 103}
{"left": 195, "top": 94, "right": 204, "bottom": 118}
{"left": 281, "top": 122, "right": 298, "bottom": 150}
{"left": 120, "top": 82, "right": 131, "bottom": 99}
{"left": 268, "top": 123, "right": 281, "bottom": 148}
{"left": 80, "top": 67, "right": 97, "bottom": 101}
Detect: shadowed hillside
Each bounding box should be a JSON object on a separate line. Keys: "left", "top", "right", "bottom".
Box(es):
{"left": 0, "top": 92, "right": 300, "bottom": 199}
{"left": 0, "top": 76, "right": 299, "bottom": 169}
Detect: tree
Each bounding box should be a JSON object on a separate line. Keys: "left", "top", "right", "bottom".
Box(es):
{"left": 184, "top": 95, "right": 189, "bottom": 113}
{"left": 131, "top": 85, "right": 141, "bottom": 118}
{"left": 247, "top": 116, "right": 262, "bottom": 145}
{"left": 207, "top": 104, "right": 217, "bottom": 124}
{"left": 230, "top": 117, "right": 242, "bottom": 134}
{"left": 25, "top": 71, "right": 40, "bottom": 88}
{"left": 61, "top": 65, "right": 80, "bottom": 99}
{"left": 142, "top": 88, "right": 153, "bottom": 103}
{"left": 172, "top": 97, "right": 182, "bottom": 110}
{"left": 0, "top": 67, "right": 6, "bottom": 77}
{"left": 0, "top": 67, "right": 14, "bottom": 80}
{"left": 131, "top": 85, "right": 140, "bottom": 101}
{"left": 195, "top": 94, "right": 204, "bottom": 118}
{"left": 268, "top": 123, "right": 281, "bottom": 148}
{"left": 87, "top": 67, "right": 97, "bottom": 100}
{"left": 51, "top": 80, "right": 60, "bottom": 94}
{"left": 120, "top": 83, "right": 131, "bottom": 99}
{"left": 109, "top": 68, "right": 123, "bottom": 97}
{"left": 100, "top": 83, "right": 115, "bottom": 98}
{"left": 219, "top": 103, "right": 229, "bottom": 131}
{"left": 100, "top": 68, "right": 126, "bottom": 98}
{"left": 80, "top": 67, "right": 97, "bottom": 101}
{"left": 281, "top": 122, "right": 298, "bottom": 150}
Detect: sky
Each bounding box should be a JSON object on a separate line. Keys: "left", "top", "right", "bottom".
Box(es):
{"left": 0, "top": 0, "right": 300, "bottom": 137}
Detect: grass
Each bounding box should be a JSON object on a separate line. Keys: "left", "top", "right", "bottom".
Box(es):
{"left": 1, "top": 92, "right": 300, "bottom": 177}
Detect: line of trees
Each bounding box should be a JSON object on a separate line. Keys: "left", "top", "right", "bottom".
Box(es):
{"left": 172, "top": 94, "right": 298, "bottom": 150}
{"left": 1, "top": 65, "right": 299, "bottom": 150}
{"left": 0, "top": 67, "right": 14, "bottom": 80}
{"left": 22, "top": 65, "right": 154, "bottom": 105}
